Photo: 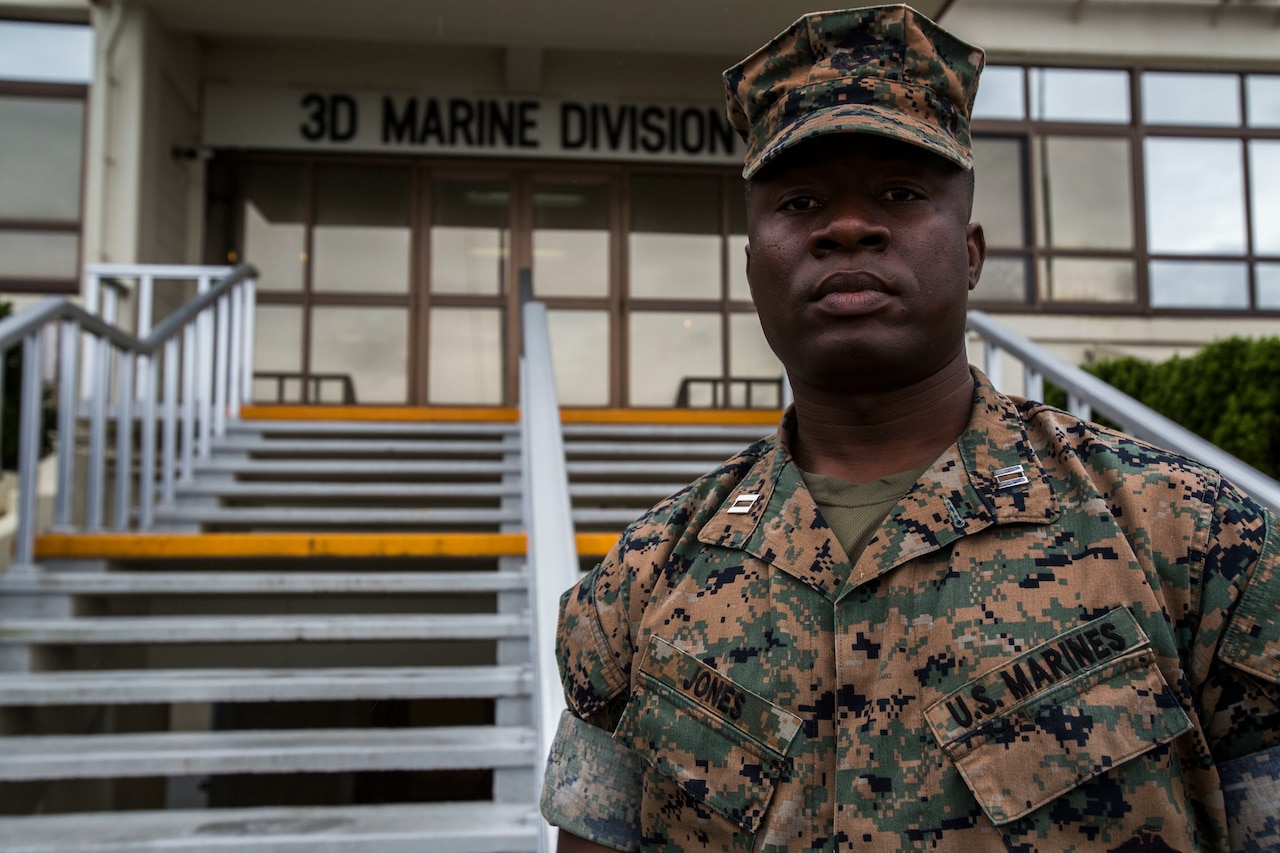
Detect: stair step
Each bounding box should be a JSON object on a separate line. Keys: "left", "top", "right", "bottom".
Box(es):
{"left": 562, "top": 422, "right": 769, "bottom": 439}
{"left": 213, "top": 437, "right": 519, "bottom": 457}
{"left": 0, "top": 725, "right": 538, "bottom": 781}
{"left": 152, "top": 506, "right": 523, "bottom": 527}
{"left": 0, "top": 665, "right": 531, "bottom": 706}
{"left": 192, "top": 458, "right": 519, "bottom": 477}
{"left": 230, "top": 419, "right": 519, "bottom": 437}
{"left": 0, "top": 571, "right": 527, "bottom": 596}
{"left": 567, "top": 460, "right": 718, "bottom": 478}
{"left": 174, "top": 481, "right": 520, "bottom": 500}
{"left": 0, "top": 801, "right": 540, "bottom": 852}
{"left": 0, "top": 613, "right": 530, "bottom": 645}
{"left": 563, "top": 441, "right": 747, "bottom": 459}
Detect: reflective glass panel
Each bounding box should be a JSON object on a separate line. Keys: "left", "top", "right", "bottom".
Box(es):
{"left": 1257, "top": 263, "right": 1280, "bottom": 309}
{"left": 431, "top": 179, "right": 509, "bottom": 295}
{"left": 0, "top": 97, "right": 84, "bottom": 221}
{"left": 1041, "top": 137, "right": 1132, "bottom": 249}
{"left": 0, "top": 231, "right": 77, "bottom": 279}
{"left": 630, "top": 175, "right": 720, "bottom": 300}
{"left": 1246, "top": 75, "right": 1280, "bottom": 128}
{"left": 311, "top": 307, "right": 409, "bottom": 403}
{"left": 629, "top": 311, "right": 721, "bottom": 407}
{"left": 548, "top": 309, "right": 610, "bottom": 406}
{"left": 1249, "top": 141, "right": 1280, "bottom": 256}
{"left": 973, "top": 66, "right": 1024, "bottom": 120}
{"left": 1145, "top": 138, "right": 1246, "bottom": 255}
{"left": 313, "top": 166, "right": 411, "bottom": 294}
{"left": 1142, "top": 72, "right": 1240, "bottom": 126}
{"left": 0, "top": 21, "right": 92, "bottom": 83}
{"left": 251, "top": 305, "right": 303, "bottom": 403}
{"left": 1045, "top": 258, "right": 1135, "bottom": 303}
{"left": 240, "top": 163, "right": 308, "bottom": 292}
{"left": 1149, "top": 260, "right": 1249, "bottom": 309}
{"left": 971, "top": 137, "right": 1025, "bottom": 247}
{"left": 533, "top": 182, "right": 610, "bottom": 298}
{"left": 1029, "top": 68, "right": 1129, "bottom": 123}
{"left": 428, "top": 307, "right": 503, "bottom": 404}
{"left": 972, "top": 256, "right": 1028, "bottom": 303}
{"left": 729, "top": 313, "right": 782, "bottom": 408}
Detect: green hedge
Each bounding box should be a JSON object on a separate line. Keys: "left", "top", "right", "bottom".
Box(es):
{"left": 1044, "top": 337, "right": 1280, "bottom": 480}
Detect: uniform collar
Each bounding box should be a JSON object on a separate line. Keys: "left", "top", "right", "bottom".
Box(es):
{"left": 696, "top": 369, "right": 1060, "bottom": 601}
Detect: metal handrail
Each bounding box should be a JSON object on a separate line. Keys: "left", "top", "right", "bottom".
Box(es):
{"left": 967, "top": 310, "right": 1280, "bottom": 513}
{"left": 0, "top": 264, "right": 259, "bottom": 566}
{"left": 517, "top": 269, "right": 576, "bottom": 853}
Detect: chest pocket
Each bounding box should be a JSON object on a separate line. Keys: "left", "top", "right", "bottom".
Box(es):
{"left": 924, "top": 607, "right": 1194, "bottom": 825}
{"left": 613, "top": 635, "right": 802, "bottom": 834}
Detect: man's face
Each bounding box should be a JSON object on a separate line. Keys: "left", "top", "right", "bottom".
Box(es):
{"left": 745, "top": 134, "right": 985, "bottom": 394}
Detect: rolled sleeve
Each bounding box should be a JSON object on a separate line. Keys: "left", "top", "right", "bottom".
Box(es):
{"left": 541, "top": 710, "right": 644, "bottom": 852}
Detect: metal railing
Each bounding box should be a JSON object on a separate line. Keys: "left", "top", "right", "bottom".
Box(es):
{"left": 967, "top": 310, "right": 1280, "bottom": 513}
{"left": 0, "top": 264, "right": 258, "bottom": 566}
{"left": 675, "top": 375, "right": 784, "bottom": 409}
{"left": 517, "top": 270, "right": 576, "bottom": 853}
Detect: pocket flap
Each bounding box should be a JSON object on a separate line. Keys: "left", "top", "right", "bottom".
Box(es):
{"left": 613, "top": 635, "right": 802, "bottom": 833}
{"left": 925, "top": 608, "right": 1193, "bottom": 825}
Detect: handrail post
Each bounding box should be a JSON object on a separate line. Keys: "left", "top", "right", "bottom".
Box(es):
{"left": 54, "top": 319, "right": 79, "bottom": 528}
{"left": 213, "top": 294, "right": 230, "bottom": 438}
{"left": 181, "top": 324, "right": 197, "bottom": 480}
{"left": 161, "top": 336, "right": 179, "bottom": 504}
{"left": 14, "top": 332, "right": 44, "bottom": 566}
{"left": 85, "top": 333, "right": 110, "bottom": 530}
{"left": 241, "top": 276, "right": 257, "bottom": 405}
{"left": 137, "top": 352, "right": 157, "bottom": 529}
{"left": 112, "top": 351, "right": 134, "bottom": 530}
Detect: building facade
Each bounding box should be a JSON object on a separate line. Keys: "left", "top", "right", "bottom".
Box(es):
{"left": 3, "top": 0, "right": 1279, "bottom": 408}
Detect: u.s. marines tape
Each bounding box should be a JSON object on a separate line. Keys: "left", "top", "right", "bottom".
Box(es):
{"left": 925, "top": 607, "right": 1194, "bottom": 824}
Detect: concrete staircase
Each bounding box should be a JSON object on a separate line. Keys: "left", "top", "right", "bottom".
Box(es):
{"left": 0, "top": 412, "right": 772, "bottom": 851}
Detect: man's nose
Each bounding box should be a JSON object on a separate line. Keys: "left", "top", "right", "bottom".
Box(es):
{"left": 809, "top": 197, "right": 890, "bottom": 254}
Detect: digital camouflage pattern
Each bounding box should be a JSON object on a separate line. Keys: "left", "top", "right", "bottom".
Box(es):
{"left": 1220, "top": 743, "right": 1280, "bottom": 851}
{"left": 541, "top": 370, "right": 1280, "bottom": 852}
{"left": 723, "top": 5, "right": 984, "bottom": 179}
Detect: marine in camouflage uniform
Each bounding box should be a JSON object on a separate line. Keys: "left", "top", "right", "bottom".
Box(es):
{"left": 541, "top": 5, "right": 1280, "bottom": 851}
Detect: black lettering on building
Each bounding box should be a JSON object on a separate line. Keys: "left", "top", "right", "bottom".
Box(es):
{"left": 640, "top": 106, "right": 665, "bottom": 153}
{"left": 560, "top": 103, "right": 587, "bottom": 149}
{"left": 300, "top": 92, "right": 358, "bottom": 142}
{"left": 448, "top": 99, "right": 475, "bottom": 146}
{"left": 708, "top": 109, "right": 736, "bottom": 154}
{"left": 516, "top": 100, "right": 539, "bottom": 148}
{"left": 679, "top": 108, "right": 705, "bottom": 154}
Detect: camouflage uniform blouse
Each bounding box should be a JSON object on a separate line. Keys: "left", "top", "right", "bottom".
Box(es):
{"left": 541, "top": 371, "right": 1280, "bottom": 852}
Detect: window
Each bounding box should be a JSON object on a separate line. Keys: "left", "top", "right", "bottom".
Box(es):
{"left": 971, "top": 65, "right": 1280, "bottom": 314}
{"left": 0, "top": 21, "right": 91, "bottom": 294}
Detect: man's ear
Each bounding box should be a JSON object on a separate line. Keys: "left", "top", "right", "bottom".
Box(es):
{"left": 966, "top": 222, "right": 986, "bottom": 291}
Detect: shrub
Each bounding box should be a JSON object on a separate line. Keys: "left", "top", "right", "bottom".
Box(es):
{"left": 1044, "top": 337, "right": 1280, "bottom": 480}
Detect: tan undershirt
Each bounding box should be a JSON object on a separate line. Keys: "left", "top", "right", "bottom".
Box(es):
{"left": 800, "top": 462, "right": 931, "bottom": 563}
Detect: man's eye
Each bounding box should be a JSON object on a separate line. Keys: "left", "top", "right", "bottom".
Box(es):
{"left": 881, "top": 187, "right": 920, "bottom": 202}
{"left": 780, "top": 195, "right": 821, "bottom": 211}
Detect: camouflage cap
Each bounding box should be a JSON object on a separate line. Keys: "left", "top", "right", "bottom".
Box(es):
{"left": 723, "top": 5, "right": 985, "bottom": 179}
